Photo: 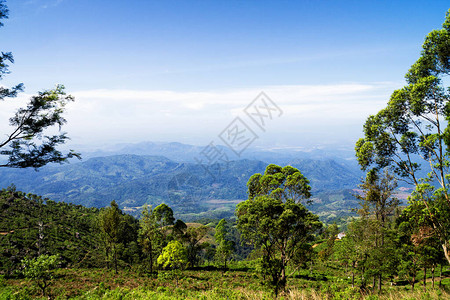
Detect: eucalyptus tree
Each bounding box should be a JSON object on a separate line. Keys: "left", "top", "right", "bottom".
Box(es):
{"left": 184, "top": 225, "right": 208, "bottom": 267}
{"left": 236, "top": 164, "right": 322, "bottom": 295}
{"left": 214, "top": 219, "right": 234, "bottom": 268}
{"left": 0, "top": 1, "right": 79, "bottom": 169}
{"left": 138, "top": 205, "right": 164, "bottom": 274}
{"left": 99, "top": 201, "right": 123, "bottom": 274}
{"left": 355, "top": 9, "right": 450, "bottom": 264}
{"left": 153, "top": 203, "right": 175, "bottom": 227}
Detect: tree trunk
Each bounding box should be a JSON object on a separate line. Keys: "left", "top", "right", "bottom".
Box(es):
{"left": 378, "top": 274, "right": 382, "bottom": 293}
{"left": 412, "top": 272, "right": 415, "bottom": 291}
{"left": 442, "top": 242, "right": 450, "bottom": 265}
{"left": 372, "top": 276, "right": 376, "bottom": 292}
{"left": 432, "top": 265, "right": 435, "bottom": 288}
{"left": 351, "top": 261, "right": 355, "bottom": 288}
{"left": 280, "top": 248, "right": 286, "bottom": 292}
{"left": 439, "top": 264, "right": 443, "bottom": 287}
{"left": 113, "top": 243, "right": 118, "bottom": 274}
{"left": 423, "top": 266, "right": 426, "bottom": 291}
{"left": 149, "top": 242, "right": 153, "bottom": 274}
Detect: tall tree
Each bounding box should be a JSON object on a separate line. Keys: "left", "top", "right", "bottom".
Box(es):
{"left": 355, "top": 9, "right": 450, "bottom": 264}
{"left": 236, "top": 164, "right": 322, "bottom": 295}
{"left": 98, "top": 200, "right": 123, "bottom": 274}
{"left": 398, "top": 199, "right": 448, "bottom": 290}
{"left": 214, "top": 219, "right": 234, "bottom": 269}
{"left": 0, "top": 1, "right": 79, "bottom": 169}
{"left": 355, "top": 169, "right": 400, "bottom": 293}
{"left": 138, "top": 205, "right": 164, "bottom": 274}
{"left": 184, "top": 225, "right": 208, "bottom": 267}
{"left": 153, "top": 203, "right": 175, "bottom": 228}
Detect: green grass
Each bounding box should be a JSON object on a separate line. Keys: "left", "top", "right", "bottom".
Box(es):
{"left": 1, "top": 262, "right": 449, "bottom": 300}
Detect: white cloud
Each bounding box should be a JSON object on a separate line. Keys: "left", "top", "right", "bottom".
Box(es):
{"left": 0, "top": 82, "right": 401, "bottom": 148}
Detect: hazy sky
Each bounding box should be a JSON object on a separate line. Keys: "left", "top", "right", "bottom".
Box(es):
{"left": 1, "top": 0, "right": 450, "bottom": 150}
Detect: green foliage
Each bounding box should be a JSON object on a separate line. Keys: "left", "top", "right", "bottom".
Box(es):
{"left": 237, "top": 164, "right": 322, "bottom": 295}
{"left": 154, "top": 203, "right": 175, "bottom": 227}
{"left": 214, "top": 219, "right": 234, "bottom": 268}
{"left": 98, "top": 200, "right": 140, "bottom": 274}
{"left": 21, "top": 254, "right": 59, "bottom": 297}
{"left": 247, "top": 164, "right": 312, "bottom": 203}
{"left": 183, "top": 225, "right": 209, "bottom": 267}
{"left": 157, "top": 241, "right": 188, "bottom": 270}
{"left": 0, "top": 1, "right": 79, "bottom": 169}
{"left": 138, "top": 205, "right": 164, "bottom": 274}
{"left": 0, "top": 188, "right": 104, "bottom": 275}
{"left": 355, "top": 8, "right": 450, "bottom": 264}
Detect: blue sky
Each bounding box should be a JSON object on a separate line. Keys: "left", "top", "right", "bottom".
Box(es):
{"left": 1, "top": 0, "right": 450, "bottom": 150}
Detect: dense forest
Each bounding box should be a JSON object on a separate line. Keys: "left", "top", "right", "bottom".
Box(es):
{"left": 1, "top": 1, "right": 450, "bottom": 299}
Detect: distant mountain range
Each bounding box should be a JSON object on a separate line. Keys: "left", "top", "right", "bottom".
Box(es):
{"left": 76, "top": 141, "right": 359, "bottom": 164}
{"left": 0, "top": 141, "right": 368, "bottom": 222}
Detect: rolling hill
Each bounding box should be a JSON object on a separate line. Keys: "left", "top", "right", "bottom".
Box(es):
{"left": 0, "top": 151, "right": 363, "bottom": 221}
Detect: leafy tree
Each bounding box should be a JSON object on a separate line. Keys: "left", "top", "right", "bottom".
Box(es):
{"left": 247, "top": 164, "right": 311, "bottom": 203}
{"left": 153, "top": 203, "right": 175, "bottom": 227}
{"left": 21, "top": 254, "right": 59, "bottom": 297}
{"left": 236, "top": 164, "right": 322, "bottom": 295}
{"left": 173, "top": 219, "right": 187, "bottom": 239}
{"left": 336, "top": 217, "right": 374, "bottom": 290}
{"left": 98, "top": 200, "right": 123, "bottom": 274}
{"left": 183, "top": 225, "right": 208, "bottom": 267}
{"left": 318, "top": 223, "right": 339, "bottom": 267}
{"left": 118, "top": 213, "right": 140, "bottom": 265}
{"left": 138, "top": 205, "right": 164, "bottom": 274}
{"left": 398, "top": 200, "right": 447, "bottom": 290}
{"left": 157, "top": 240, "right": 188, "bottom": 270}
{"left": 214, "top": 219, "right": 234, "bottom": 268}
{"left": 335, "top": 225, "right": 360, "bottom": 288}
{"left": 397, "top": 214, "right": 426, "bottom": 291}
{"left": 355, "top": 9, "right": 450, "bottom": 264}
{"left": 355, "top": 169, "right": 400, "bottom": 292}
{"left": 0, "top": 1, "right": 79, "bottom": 169}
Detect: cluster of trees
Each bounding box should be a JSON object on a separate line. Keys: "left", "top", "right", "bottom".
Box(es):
{"left": 0, "top": 186, "right": 104, "bottom": 275}
{"left": 316, "top": 168, "right": 448, "bottom": 294}
{"left": 233, "top": 10, "right": 450, "bottom": 295}
{"left": 338, "top": 8, "right": 450, "bottom": 294}
{"left": 97, "top": 201, "right": 239, "bottom": 275}
{"left": 0, "top": 188, "right": 243, "bottom": 296}
{"left": 355, "top": 8, "right": 450, "bottom": 266}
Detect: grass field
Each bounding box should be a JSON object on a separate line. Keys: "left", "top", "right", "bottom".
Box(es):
{"left": 1, "top": 261, "right": 449, "bottom": 299}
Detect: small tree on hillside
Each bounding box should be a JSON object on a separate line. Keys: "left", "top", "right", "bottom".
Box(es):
{"left": 138, "top": 205, "right": 164, "bottom": 274}
{"left": 98, "top": 200, "right": 123, "bottom": 274}
{"left": 21, "top": 254, "right": 59, "bottom": 297}
{"left": 214, "top": 219, "right": 234, "bottom": 269}
{"left": 157, "top": 240, "right": 188, "bottom": 270}
{"left": 183, "top": 225, "right": 208, "bottom": 267}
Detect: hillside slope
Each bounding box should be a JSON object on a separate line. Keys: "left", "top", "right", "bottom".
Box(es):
{"left": 0, "top": 155, "right": 362, "bottom": 220}
{"left": 0, "top": 187, "right": 104, "bottom": 275}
